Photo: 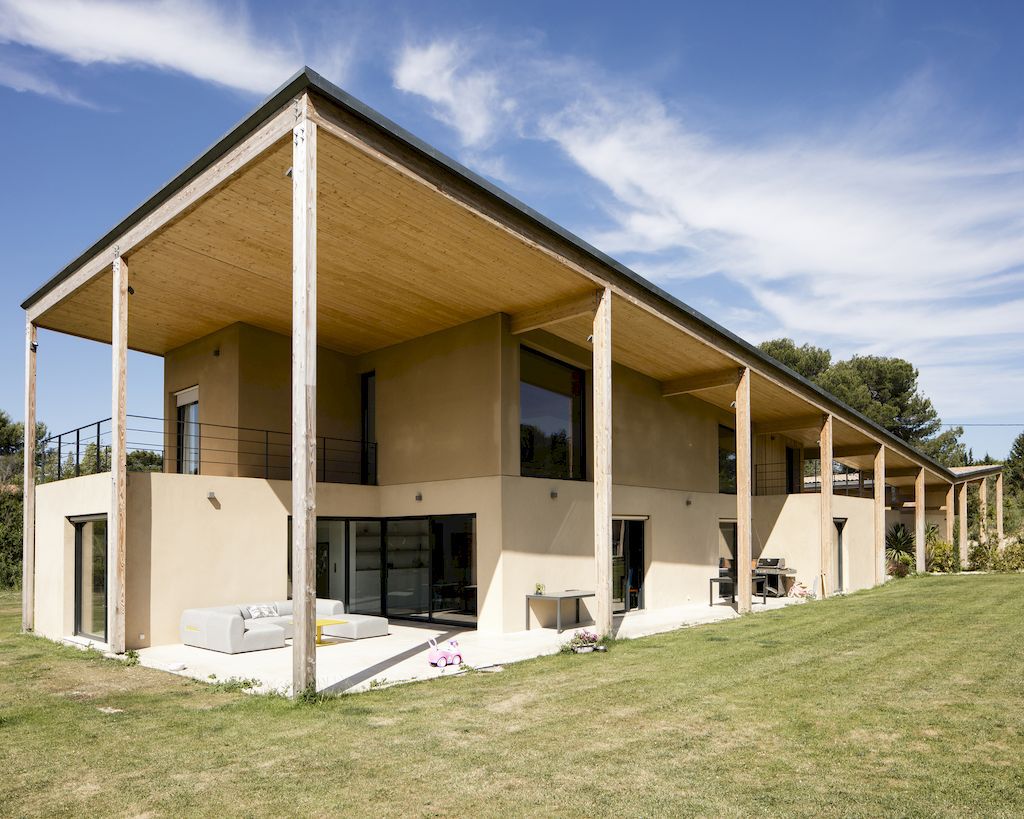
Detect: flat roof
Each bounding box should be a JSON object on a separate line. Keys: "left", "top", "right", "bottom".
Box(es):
{"left": 20, "top": 67, "right": 974, "bottom": 484}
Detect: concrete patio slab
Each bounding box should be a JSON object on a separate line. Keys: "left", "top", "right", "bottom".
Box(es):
{"left": 136, "top": 596, "right": 799, "bottom": 696}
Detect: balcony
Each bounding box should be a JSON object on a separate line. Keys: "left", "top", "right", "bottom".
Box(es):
{"left": 35, "top": 415, "right": 377, "bottom": 486}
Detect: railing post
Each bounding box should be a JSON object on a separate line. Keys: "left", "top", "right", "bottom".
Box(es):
{"left": 96, "top": 421, "right": 102, "bottom": 472}
{"left": 75, "top": 428, "right": 80, "bottom": 477}
{"left": 265, "top": 429, "right": 270, "bottom": 479}
{"left": 56, "top": 434, "right": 62, "bottom": 480}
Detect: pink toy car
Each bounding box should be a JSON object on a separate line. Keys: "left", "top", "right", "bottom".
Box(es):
{"left": 427, "top": 638, "right": 462, "bottom": 668}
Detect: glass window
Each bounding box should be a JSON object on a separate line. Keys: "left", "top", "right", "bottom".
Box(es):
{"left": 718, "top": 425, "right": 737, "bottom": 494}
{"left": 175, "top": 394, "right": 200, "bottom": 475}
{"left": 73, "top": 516, "right": 107, "bottom": 642}
{"left": 520, "top": 348, "right": 584, "bottom": 480}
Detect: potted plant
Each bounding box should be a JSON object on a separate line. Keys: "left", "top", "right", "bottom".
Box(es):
{"left": 565, "top": 629, "right": 600, "bottom": 654}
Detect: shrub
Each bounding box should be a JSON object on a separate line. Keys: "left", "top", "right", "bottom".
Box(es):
{"left": 886, "top": 523, "right": 915, "bottom": 570}
{"left": 890, "top": 560, "right": 911, "bottom": 579}
{"left": 926, "top": 540, "right": 958, "bottom": 574}
{"left": 993, "top": 540, "right": 1024, "bottom": 573}
{"left": 968, "top": 540, "right": 998, "bottom": 571}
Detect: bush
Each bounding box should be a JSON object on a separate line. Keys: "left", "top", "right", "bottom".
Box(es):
{"left": 886, "top": 523, "right": 915, "bottom": 568}
{"left": 926, "top": 540, "right": 959, "bottom": 574}
{"left": 890, "top": 560, "right": 911, "bottom": 579}
{"left": 0, "top": 489, "right": 22, "bottom": 588}
{"left": 993, "top": 540, "right": 1024, "bottom": 573}
{"left": 968, "top": 540, "right": 998, "bottom": 571}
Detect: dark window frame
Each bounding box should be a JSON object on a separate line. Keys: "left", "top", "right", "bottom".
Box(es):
{"left": 718, "top": 424, "right": 737, "bottom": 495}
{"left": 519, "top": 346, "right": 586, "bottom": 481}
{"left": 175, "top": 399, "right": 200, "bottom": 475}
{"left": 71, "top": 513, "right": 108, "bottom": 643}
{"left": 287, "top": 513, "right": 478, "bottom": 627}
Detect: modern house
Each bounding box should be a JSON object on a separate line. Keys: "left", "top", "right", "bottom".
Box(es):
{"left": 20, "top": 68, "right": 1005, "bottom": 694}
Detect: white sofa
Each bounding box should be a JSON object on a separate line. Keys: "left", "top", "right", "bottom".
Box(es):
{"left": 179, "top": 599, "right": 389, "bottom": 654}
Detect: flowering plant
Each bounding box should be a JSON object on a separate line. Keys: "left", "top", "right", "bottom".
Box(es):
{"left": 565, "top": 629, "right": 600, "bottom": 651}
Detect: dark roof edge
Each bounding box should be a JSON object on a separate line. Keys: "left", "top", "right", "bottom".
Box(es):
{"left": 19, "top": 67, "right": 314, "bottom": 311}
{"left": 21, "top": 66, "right": 961, "bottom": 482}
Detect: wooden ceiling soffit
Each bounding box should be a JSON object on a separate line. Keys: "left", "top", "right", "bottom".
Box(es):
{"left": 509, "top": 291, "right": 603, "bottom": 335}
{"left": 661, "top": 368, "right": 742, "bottom": 398}
{"left": 29, "top": 104, "right": 297, "bottom": 323}
{"left": 752, "top": 414, "right": 825, "bottom": 436}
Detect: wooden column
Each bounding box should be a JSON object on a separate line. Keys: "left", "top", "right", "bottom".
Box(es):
{"left": 914, "top": 468, "right": 926, "bottom": 573}
{"left": 944, "top": 483, "right": 955, "bottom": 545}
{"left": 819, "top": 414, "right": 833, "bottom": 597}
{"left": 592, "top": 287, "right": 613, "bottom": 637}
{"left": 958, "top": 484, "right": 969, "bottom": 568}
{"left": 735, "top": 367, "right": 752, "bottom": 613}
{"left": 995, "top": 472, "right": 1004, "bottom": 544}
{"left": 873, "top": 445, "right": 885, "bottom": 585}
{"left": 22, "top": 318, "right": 37, "bottom": 632}
{"left": 109, "top": 254, "right": 128, "bottom": 654}
{"left": 291, "top": 101, "right": 318, "bottom": 697}
{"left": 978, "top": 478, "right": 988, "bottom": 545}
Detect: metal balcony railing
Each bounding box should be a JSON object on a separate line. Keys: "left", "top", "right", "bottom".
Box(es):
{"left": 35, "top": 414, "right": 376, "bottom": 486}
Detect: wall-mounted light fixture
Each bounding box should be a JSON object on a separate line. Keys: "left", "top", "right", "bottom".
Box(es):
{"left": 415, "top": 491, "right": 423, "bottom": 502}
{"left": 213, "top": 348, "right": 220, "bottom": 357}
{"left": 550, "top": 488, "right": 558, "bottom": 500}
{"left": 685, "top": 497, "right": 693, "bottom": 507}
{"left": 127, "top": 285, "right": 135, "bottom": 296}
{"left": 207, "top": 491, "right": 216, "bottom": 501}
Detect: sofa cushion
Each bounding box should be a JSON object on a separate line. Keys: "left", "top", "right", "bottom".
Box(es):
{"left": 321, "top": 614, "right": 388, "bottom": 640}
{"left": 245, "top": 616, "right": 293, "bottom": 639}
{"left": 247, "top": 603, "right": 279, "bottom": 619}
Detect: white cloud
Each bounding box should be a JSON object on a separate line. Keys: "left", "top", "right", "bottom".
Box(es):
{"left": 392, "top": 37, "right": 1024, "bottom": 449}
{"left": 0, "top": 54, "right": 94, "bottom": 105}
{"left": 0, "top": 0, "right": 299, "bottom": 94}
{"left": 393, "top": 41, "right": 506, "bottom": 146}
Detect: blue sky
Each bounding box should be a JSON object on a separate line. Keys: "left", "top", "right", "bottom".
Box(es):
{"left": 1, "top": 0, "right": 1022, "bottom": 458}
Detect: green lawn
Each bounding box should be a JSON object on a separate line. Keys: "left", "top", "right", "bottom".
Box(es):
{"left": 2, "top": 577, "right": 1023, "bottom": 817}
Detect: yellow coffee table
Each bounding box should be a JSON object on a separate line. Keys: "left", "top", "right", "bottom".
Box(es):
{"left": 315, "top": 618, "right": 348, "bottom": 645}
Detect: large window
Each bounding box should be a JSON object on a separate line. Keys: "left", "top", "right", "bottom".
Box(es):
{"left": 718, "top": 425, "right": 737, "bottom": 494}
{"left": 287, "top": 515, "right": 477, "bottom": 626}
{"left": 520, "top": 348, "right": 585, "bottom": 480}
{"left": 175, "top": 386, "right": 200, "bottom": 475}
{"left": 72, "top": 515, "right": 107, "bottom": 642}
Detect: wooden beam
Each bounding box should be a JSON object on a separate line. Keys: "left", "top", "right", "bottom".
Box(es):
{"left": 914, "top": 468, "right": 926, "bottom": 573}
{"left": 736, "top": 367, "right": 753, "bottom": 614}
{"left": 108, "top": 255, "right": 128, "bottom": 654}
{"left": 291, "top": 99, "right": 318, "bottom": 698}
{"left": 882, "top": 467, "right": 925, "bottom": 479}
{"left": 945, "top": 484, "right": 955, "bottom": 545}
{"left": 996, "top": 472, "right": 1004, "bottom": 543}
{"left": 27, "top": 105, "right": 296, "bottom": 323}
{"left": 958, "top": 483, "right": 968, "bottom": 569}
{"left": 802, "top": 443, "right": 880, "bottom": 460}
{"left": 592, "top": 287, "right": 613, "bottom": 637}
{"left": 873, "top": 446, "right": 885, "bottom": 585}
{"left": 509, "top": 290, "right": 601, "bottom": 335}
{"left": 819, "top": 414, "right": 833, "bottom": 597}
{"left": 979, "top": 477, "right": 989, "bottom": 545}
{"left": 754, "top": 414, "right": 824, "bottom": 436}
{"left": 661, "top": 368, "right": 741, "bottom": 398}
{"left": 21, "top": 318, "right": 36, "bottom": 632}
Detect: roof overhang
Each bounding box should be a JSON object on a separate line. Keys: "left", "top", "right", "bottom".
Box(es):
{"left": 21, "top": 67, "right": 966, "bottom": 486}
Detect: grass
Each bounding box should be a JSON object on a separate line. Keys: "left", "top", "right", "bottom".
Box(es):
{"left": 1, "top": 576, "right": 1023, "bottom": 817}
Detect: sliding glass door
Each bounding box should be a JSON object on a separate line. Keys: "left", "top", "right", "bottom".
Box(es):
{"left": 289, "top": 515, "right": 477, "bottom": 625}
{"left": 73, "top": 516, "right": 107, "bottom": 642}
{"left": 385, "top": 518, "right": 431, "bottom": 618}
{"left": 612, "top": 518, "right": 645, "bottom": 614}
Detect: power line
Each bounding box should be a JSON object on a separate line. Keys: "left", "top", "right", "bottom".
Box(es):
{"left": 941, "top": 423, "right": 1024, "bottom": 427}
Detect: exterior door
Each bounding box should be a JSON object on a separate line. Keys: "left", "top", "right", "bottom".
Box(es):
{"left": 833, "top": 518, "right": 847, "bottom": 592}
{"left": 73, "top": 516, "right": 107, "bottom": 642}
{"left": 612, "top": 518, "right": 645, "bottom": 614}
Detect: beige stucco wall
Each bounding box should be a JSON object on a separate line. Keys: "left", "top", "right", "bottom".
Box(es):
{"left": 32, "top": 474, "right": 110, "bottom": 643}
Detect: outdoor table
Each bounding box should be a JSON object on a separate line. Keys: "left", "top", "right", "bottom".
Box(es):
{"left": 315, "top": 618, "right": 347, "bottom": 645}
{"left": 525, "top": 590, "right": 595, "bottom": 632}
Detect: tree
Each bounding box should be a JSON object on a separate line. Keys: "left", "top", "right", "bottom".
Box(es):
{"left": 757, "top": 338, "right": 832, "bottom": 381}
{"left": 1005, "top": 432, "right": 1024, "bottom": 496}
{"left": 758, "top": 341, "right": 968, "bottom": 467}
